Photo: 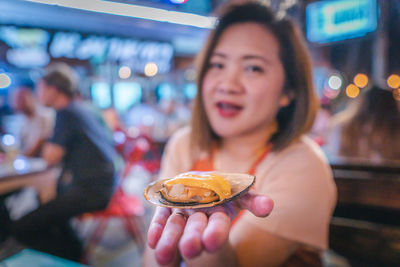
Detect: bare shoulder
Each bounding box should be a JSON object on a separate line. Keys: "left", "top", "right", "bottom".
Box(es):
{"left": 167, "top": 126, "right": 191, "bottom": 154}
{"left": 271, "top": 136, "right": 330, "bottom": 169}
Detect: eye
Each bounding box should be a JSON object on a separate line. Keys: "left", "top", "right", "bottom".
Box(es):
{"left": 245, "top": 65, "right": 264, "bottom": 73}
{"left": 208, "top": 61, "right": 224, "bottom": 70}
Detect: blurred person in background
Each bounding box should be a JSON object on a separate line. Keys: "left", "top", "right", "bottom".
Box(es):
{"left": 2, "top": 64, "right": 120, "bottom": 261}
{"left": 308, "top": 97, "right": 333, "bottom": 146}
{"left": 325, "top": 85, "right": 400, "bottom": 163}
{"left": 10, "top": 80, "right": 54, "bottom": 157}
{"left": 125, "top": 92, "right": 162, "bottom": 140}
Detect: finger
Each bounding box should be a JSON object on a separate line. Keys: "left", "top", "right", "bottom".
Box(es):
{"left": 202, "top": 211, "right": 231, "bottom": 253}
{"left": 147, "top": 207, "right": 172, "bottom": 249}
{"left": 237, "top": 192, "right": 274, "bottom": 217}
{"left": 179, "top": 212, "right": 208, "bottom": 259}
{"left": 155, "top": 210, "right": 187, "bottom": 265}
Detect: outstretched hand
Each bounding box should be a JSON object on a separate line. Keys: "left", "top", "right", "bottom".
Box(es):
{"left": 147, "top": 191, "right": 274, "bottom": 265}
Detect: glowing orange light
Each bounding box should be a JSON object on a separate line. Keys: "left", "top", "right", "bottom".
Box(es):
{"left": 353, "top": 73, "right": 368, "bottom": 88}
{"left": 393, "top": 88, "right": 400, "bottom": 101}
{"left": 346, "top": 84, "right": 360, "bottom": 98}
{"left": 387, "top": 74, "right": 400, "bottom": 89}
{"left": 144, "top": 62, "right": 158, "bottom": 77}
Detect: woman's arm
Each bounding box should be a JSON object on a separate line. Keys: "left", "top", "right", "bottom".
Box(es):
{"left": 183, "top": 215, "right": 299, "bottom": 267}
{"left": 230, "top": 221, "right": 299, "bottom": 267}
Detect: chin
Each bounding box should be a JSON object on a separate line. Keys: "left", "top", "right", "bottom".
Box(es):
{"left": 212, "top": 127, "right": 241, "bottom": 139}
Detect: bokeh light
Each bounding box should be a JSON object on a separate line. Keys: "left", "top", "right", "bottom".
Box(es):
{"left": 353, "top": 73, "right": 368, "bottom": 88}
{"left": 184, "top": 68, "right": 196, "bottom": 81}
{"left": 169, "top": 0, "right": 187, "bottom": 3}
{"left": 328, "top": 75, "right": 342, "bottom": 90}
{"left": 113, "top": 131, "right": 126, "bottom": 144}
{"left": 323, "top": 87, "right": 341, "bottom": 99}
{"left": 0, "top": 73, "right": 11, "bottom": 89}
{"left": 118, "top": 66, "right": 131, "bottom": 79}
{"left": 2, "top": 134, "right": 16, "bottom": 146}
{"left": 387, "top": 74, "right": 400, "bottom": 89}
{"left": 13, "top": 157, "right": 28, "bottom": 171}
{"left": 346, "top": 84, "right": 360, "bottom": 98}
{"left": 144, "top": 62, "right": 158, "bottom": 77}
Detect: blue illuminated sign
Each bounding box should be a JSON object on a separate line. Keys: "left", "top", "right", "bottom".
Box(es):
{"left": 91, "top": 82, "right": 111, "bottom": 109}
{"left": 306, "top": 0, "right": 378, "bottom": 43}
{"left": 113, "top": 82, "right": 142, "bottom": 113}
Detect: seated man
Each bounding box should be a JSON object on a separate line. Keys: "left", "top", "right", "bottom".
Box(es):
{"left": 10, "top": 80, "right": 54, "bottom": 157}
{"left": 6, "top": 64, "right": 120, "bottom": 261}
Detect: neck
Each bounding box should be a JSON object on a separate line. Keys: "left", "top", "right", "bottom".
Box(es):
{"left": 24, "top": 108, "right": 36, "bottom": 118}
{"left": 53, "top": 95, "right": 72, "bottom": 110}
{"left": 220, "top": 122, "right": 277, "bottom": 161}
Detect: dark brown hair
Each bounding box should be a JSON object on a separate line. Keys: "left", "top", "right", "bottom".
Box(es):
{"left": 339, "top": 86, "right": 400, "bottom": 160}
{"left": 190, "top": 2, "right": 318, "bottom": 155}
{"left": 41, "top": 64, "right": 78, "bottom": 98}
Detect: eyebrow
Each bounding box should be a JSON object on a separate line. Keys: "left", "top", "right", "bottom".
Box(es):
{"left": 211, "top": 52, "right": 272, "bottom": 65}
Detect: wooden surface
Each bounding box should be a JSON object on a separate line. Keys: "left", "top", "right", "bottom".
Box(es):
{"left": 330, "top": 156, "right": 400, "bottom": 174}
{"left": 333, "top": 169, "right": 400, "bottom": 210}
{"left": 330, "top": 217, "right": 400, "bottom": 266}
{"left": 0, "top": 159, "right": 59, "bottom": 203}
{"left": 330, "top": 162, "right": 400, "bottom": 266}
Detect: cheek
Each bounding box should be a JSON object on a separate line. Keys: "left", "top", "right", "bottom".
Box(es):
{"left": 202, "top": 75, "right": 212, "bottom": 95}
{"left": 38, "top": 89, "right": 51, "bottom": 105}
{"left": 250, "top": 89, "right": 283, "bottom": 117}
{"left": 201, "top": 82, "right": 213, "bottom": 111}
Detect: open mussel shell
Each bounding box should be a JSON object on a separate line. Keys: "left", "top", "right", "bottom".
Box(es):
{"left": 144, "top": 172, "right": 255, "bottom": 209}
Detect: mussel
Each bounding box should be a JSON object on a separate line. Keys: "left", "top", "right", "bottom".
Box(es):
{"left": 144, "top": 171, "right": 255, "bottom": 209}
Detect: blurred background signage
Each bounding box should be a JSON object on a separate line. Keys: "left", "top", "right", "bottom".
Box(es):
{"left": 0, "top": 26, "right": 174, "bottom": 73}
{"left": 306, "top": 0, "right": 378, "bottom": 43}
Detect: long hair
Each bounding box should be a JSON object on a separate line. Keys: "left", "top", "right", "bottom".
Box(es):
{"left": 190, "top": 1, "right": 318, "bottom": 156}
{"left": 339, "top": 86, "right": 400, "bottom": 161}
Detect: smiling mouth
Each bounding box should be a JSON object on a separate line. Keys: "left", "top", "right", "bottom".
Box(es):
{"left": 216, "top": 101, "right": 243, "bottom": 117}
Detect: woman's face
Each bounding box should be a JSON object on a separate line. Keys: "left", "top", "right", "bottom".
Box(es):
{"left": 202, "top": 23, "right": 289, "bottom": 139}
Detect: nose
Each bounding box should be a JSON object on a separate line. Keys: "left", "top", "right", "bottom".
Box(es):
{"left": 216, "top": 66, "right": 243, "bottom": 94}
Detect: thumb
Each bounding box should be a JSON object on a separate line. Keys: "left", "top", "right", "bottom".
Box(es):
{"left": 237, "top": 191, "right": 274, "bottom": 217}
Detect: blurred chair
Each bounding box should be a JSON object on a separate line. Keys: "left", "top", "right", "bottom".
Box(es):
{"left": 79, "top": 185, "right": 145, "bottom": 264}
{"left": 79, "top": 131, "right": 154, "bottom": 264}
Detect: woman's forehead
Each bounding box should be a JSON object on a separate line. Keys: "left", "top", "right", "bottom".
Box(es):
{"left": 213, "top": 23, "right": 280, "bottom": 60}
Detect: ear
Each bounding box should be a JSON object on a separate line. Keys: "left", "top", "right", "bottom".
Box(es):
{"left": 279, "top": 90, "right": 295, "bottom": 108}
{"left": 279, "top": 94, "right": 290, "bottom": 108}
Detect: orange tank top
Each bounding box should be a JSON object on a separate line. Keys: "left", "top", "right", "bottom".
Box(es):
{"left": 190, "top": 144, "right": 272, "bottom": 225}
{"left": 190, "top": 144, "right": 322, "bottom": 266}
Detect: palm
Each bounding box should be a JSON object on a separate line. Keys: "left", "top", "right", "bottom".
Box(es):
{"left": 147, "top": 191, "right": 273, "bottom": 265}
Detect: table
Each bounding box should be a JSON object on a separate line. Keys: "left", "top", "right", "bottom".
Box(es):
{"left": 1, "top": 249, "right": 88, "bottom": 266}
{"left": 0, "top": 157, "right": 60, "bottom": 203}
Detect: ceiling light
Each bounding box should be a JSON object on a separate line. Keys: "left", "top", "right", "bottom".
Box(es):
{"left": 26, "top": 0, "right": 217, "bottom": 29}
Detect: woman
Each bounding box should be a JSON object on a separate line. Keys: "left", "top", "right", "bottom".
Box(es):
{"left": 144, "top": 2, "right": 337, "bottom": 266}
{"left": 326, "top": 85, "right": 400, "bottom": 163}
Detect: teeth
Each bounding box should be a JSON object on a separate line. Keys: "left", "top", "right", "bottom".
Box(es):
{"left": 218, "top": 102, "right": 241, "bottom": 110}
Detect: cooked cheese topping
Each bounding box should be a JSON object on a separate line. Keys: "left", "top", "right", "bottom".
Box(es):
{"left": 164, "top": 172, "right": 231, "bottom": 201}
